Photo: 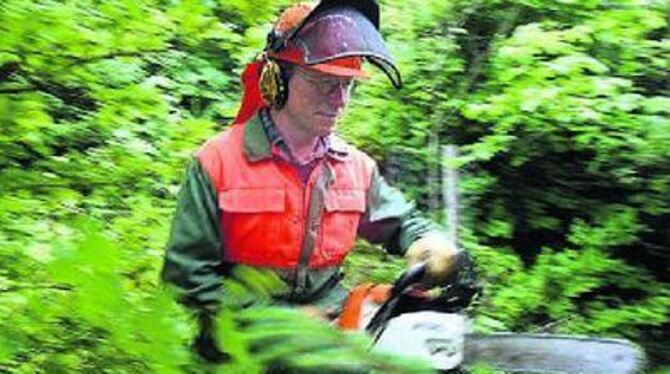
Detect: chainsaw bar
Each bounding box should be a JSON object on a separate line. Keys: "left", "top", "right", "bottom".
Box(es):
{"left": 463, "top": 333, "right": 644, "bottom": 373}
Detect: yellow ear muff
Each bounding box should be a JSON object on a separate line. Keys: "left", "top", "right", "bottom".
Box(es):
{"left": 259, "top": 59, "right": 288, "bottom": 109}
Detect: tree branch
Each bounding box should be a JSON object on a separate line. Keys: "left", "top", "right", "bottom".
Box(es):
{"left": 2, "top": 284, "right": 73, "bottom": 293}
{"left": 0, "top": 48, "right": 168, "bottom": 66}
{"left": 64, "top": 48, "right": 168, "bottom": 67}
{"left": 0, "top": 86, "right": 37, "bottom": 94}
{"left": 463, "top": 6, "right": 523, "bottom": 93}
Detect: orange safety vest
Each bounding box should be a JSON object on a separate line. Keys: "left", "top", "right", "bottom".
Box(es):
{"left": 196, "top": 122, "right": 375, "bottom": 268}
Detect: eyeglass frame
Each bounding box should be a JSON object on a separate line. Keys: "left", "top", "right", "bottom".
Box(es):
{"left": 293, "top": 67, "right": 355, "bottom": 96}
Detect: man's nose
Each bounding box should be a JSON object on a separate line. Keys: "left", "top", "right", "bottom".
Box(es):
{"left": 327, "top": 84, "right": 349, "bottom": 107}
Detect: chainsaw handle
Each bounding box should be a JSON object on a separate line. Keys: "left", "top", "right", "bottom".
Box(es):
{"left": 391, "top": 262, "right": 426, "bottom": 297}
{"left": 366, "top": 262, "right": 426, "bottom": 336}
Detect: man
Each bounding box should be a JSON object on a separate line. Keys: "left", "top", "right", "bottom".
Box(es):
{"left": 161, "top": 0, "right": 476, "bottom": 362}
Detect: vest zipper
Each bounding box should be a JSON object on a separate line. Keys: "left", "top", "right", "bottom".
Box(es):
{"left": 293, "top": 161, "right": 332, "bottom": 299}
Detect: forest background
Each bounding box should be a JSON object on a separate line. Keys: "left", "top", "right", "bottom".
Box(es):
{"left": 0, "top": 0, "right": 668, "bottom": 373}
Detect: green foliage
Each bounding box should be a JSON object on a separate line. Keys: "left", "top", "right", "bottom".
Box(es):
{"left": 344, "top": 0, "right": 670, "bottom": 367}
{"left": 225, "top": 306, "right": 431, "bottom": 373}
{"left": 1, "top": 0, "right": 668, "bottom": 371}
{"left": 1, "top": 226, "right": 193, "bottom": 373}
{"left": 2, "top": 227, "right": 431, "bottom": 373}
{"left": 343, "top": 240, "right": 406, "bottom": 287}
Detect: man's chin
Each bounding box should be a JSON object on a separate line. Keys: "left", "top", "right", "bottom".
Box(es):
{"left": 314, "top": 114, "right": 339, "bottom": 134}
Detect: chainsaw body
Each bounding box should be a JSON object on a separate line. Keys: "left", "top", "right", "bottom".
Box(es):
{"left": 345, "top": 264, "right": 645, "bottom": 373}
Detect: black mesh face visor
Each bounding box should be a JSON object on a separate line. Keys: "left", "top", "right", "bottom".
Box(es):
{"left": 290, "top": 6, "right": 401, "bottom": 88}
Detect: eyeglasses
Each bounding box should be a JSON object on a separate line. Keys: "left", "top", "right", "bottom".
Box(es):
{"left": 295, "top": 68, "right": 354, "bottom": 95}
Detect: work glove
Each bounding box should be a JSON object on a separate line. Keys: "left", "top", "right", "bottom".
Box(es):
{"left": 405, "top": 232, "right": 459, "bottom": 289}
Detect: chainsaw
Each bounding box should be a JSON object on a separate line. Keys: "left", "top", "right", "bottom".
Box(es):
{"left": 341, "top": 262, "right": 645, "bottom": 373}
{"left": 337, "top": 146, "right": 644, "bottom": 372}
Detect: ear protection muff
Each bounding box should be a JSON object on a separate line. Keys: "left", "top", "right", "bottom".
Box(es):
{"left": 259, "top": 58, "right": 290, "bottom": 109}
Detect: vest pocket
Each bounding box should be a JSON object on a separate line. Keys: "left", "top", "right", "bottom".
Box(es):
{"left": 320, "top": 188, "right": 366, "bottom": 263}
{"left": 219, "top": 188, "right": 285, "bottom": 213}
{"left": 219, "top": 188, "right": 287, "bottom": 263}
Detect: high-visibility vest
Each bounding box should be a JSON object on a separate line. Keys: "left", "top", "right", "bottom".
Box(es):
{"left": 196, "top": 122, "right": 375, "bottom": 268}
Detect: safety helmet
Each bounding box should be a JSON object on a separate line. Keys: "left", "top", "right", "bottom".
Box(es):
{"left": 266, "top": 0, "right": 401, "bottom": 86}
{"left": 233, "top": 0, "right": 401, "bottom": 125}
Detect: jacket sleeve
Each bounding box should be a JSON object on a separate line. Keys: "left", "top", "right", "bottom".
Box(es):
{"left": 357, "top": 165, "right": 439, "bottom": 255}
{"left": 160, "top": 157, "right": 223, "bottom": 315}
{"left": 358, "top": 165, "right": 481, "bottom": 304}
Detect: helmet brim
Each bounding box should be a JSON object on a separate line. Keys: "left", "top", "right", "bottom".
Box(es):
{"left": 292, "top": 6, "right": 401, "bottom": 87}
{"left": 306, "top": 62, "right": 370, "bottom": 79}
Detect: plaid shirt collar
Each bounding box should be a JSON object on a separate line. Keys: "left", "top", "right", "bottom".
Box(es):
{"left": 258, "top": 108, "right": 348, "bottom": 164}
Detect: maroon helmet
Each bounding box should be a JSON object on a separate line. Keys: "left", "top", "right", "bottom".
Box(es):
{"left": 266, "top": 0, "right": 402, "bottom": 88}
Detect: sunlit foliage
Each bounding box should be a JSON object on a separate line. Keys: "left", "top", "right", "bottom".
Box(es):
{"left": 1, "top": 0, "right": 668, "bottom": 372}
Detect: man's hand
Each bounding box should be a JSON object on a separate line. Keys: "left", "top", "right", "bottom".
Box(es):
{"left": 300, "top": 306, "right": 329, "bottom": 320}
{"left": 405, "top": 232, "right": 459, "bottom": 288}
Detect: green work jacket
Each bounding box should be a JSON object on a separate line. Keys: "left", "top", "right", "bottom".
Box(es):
{"left": 161, "top": 114, "right": 462, "bottom": 316}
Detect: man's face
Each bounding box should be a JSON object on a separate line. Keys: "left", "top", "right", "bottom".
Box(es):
{"left": 281, "top": 67, "right": 354, "bottom": 138}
